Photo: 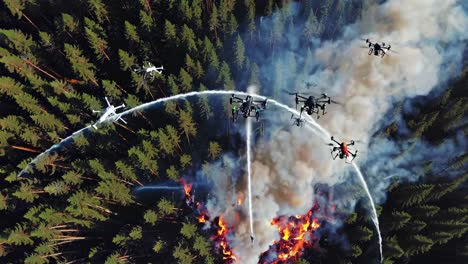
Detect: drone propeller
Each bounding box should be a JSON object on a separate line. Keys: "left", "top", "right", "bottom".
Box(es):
{"left": 360, "top": 38, "right": 370, "bottom": 43}
{"left": 330, "top": 99, "right": 341, "bottom": 105}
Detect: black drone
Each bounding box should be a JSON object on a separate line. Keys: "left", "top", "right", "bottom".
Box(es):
{"left": 229, "top": 94, "right": 268, "bottom": 122}
{"left": 286, "top": 91, "right": 338, "bottom": 119}
{"left": 361, "top": 38, "right": 397, "bottom": 58}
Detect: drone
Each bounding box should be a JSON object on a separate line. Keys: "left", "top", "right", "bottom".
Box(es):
{"left": 229, "top": 94, "right": 268, "bottom": 122}
{"left": 291, "top": 114, "right": 305, "bottom": 127}
{"left": 361, "top": 38, "right": 397, "bottom": 58}
{"left": 92, "top": 97, "right": 127, "bottom": 129}
{"left": 132, "top": 61, "right": 164, "bottom": 80}
{"left": 286, "top": 91, "right": 338, "bottom": 119}
{"left": 328, "top": 136, "right": 358, "bottom": 163}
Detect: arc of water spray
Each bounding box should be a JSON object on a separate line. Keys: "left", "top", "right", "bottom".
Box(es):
{"left": 352, "top": 162, "right": 383, "bottom": 262}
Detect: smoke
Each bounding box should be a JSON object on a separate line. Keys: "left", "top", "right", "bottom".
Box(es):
{"left": 203, "top": 0, "right": 467, "bottom": 262}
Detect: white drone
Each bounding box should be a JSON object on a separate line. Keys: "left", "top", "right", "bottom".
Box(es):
{"left": 92, "top": 97, "right": 127, "bottom": 129}
{"left": 133, "top": 62, "right": 163, "bottom": 80}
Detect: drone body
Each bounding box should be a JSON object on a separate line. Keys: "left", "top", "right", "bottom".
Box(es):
{"left": 288, "top": 92, "right": 336, "bottom": 119}
{"left": 329, "top": 136, "right": 358, "bottom": 163}
{"left": 362, "top": 38, "right": 397, "bottom": 58}
{"left": 133, "top": 62, "right": 164, "bottom": 80}
{"left": 92, "top": 97, "right": 127, "bottom": 129}
{"left": 229, "top": 94, "right": 267, "bottom": 122}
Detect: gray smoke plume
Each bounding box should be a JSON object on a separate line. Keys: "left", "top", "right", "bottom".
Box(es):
{"left": 203, "top": 0, "right": 467, "bottom": 263}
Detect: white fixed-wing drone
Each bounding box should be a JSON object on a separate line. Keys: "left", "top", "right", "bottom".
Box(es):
{"left": 133, "top": 62, "right": 163, "bottom": 80}
{"left": 92, "top": 97, "right": 127, "bottom": 129}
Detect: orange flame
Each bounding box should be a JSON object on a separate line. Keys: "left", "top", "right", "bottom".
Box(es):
{"left": 264, "top": 208, "right": 321, "bottom": 263}
{"left": 215, "top": 215, "right": 237, "bottom": 262}
{"left": 198, "top": 215, "right": 207, "bottom": 223}
{"left": 237, "top": 192, "right": 244, "bottom": 206}
{"left": 179, "top": 179, "right": 192, "bottom": 196}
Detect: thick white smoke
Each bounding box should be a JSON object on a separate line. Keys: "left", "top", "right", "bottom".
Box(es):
{"left": 203, "top": 0, "right": 467, "bottom": 263}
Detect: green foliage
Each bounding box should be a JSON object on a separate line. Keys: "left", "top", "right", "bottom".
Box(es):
{"left": 60, "top": 13, "right": 79, "bottom": 33}
{"left": 208, "top": 141, "right": 221, "bottom": 160}
{"left": 233, "top": 35, "right": 245, "bottom": 69}
{"left": 157, "top": 198, "right": 176, "bottom": 216}
{"left": 166, "top": 166, "right": 179, "bottom": 181}
{"left": 87, "top": 0, "right": 109, "bottom": 24}
{"left": 8, "top": 224, "right": 33, "bottom": 246}
{"left": 153, "top": 240, "right": 164, "bottom": 253}
{"left": 384, "top": 236, "right": 404, "bottom": 258}
{"left": 64, "top": 44, "right": 97, "bottom": 84}
{"left": 164, "top": 19, "right": 177, "bottom": 41}
{"left": 144, "top": 210, "right": 158, "bottom": 225}
{"left": 351, "top": 244, "right": 362, "bottom": 258}
{"left": 180, "top": 222, "right": 196, "bottom": 239}
{"left": 194, "top": 235, "right": 210, "bottom": 257}
{"left": 124, "top": 21, "right": 140, "bottom": 43}
{"left": 0, "top": 192, "right": 7, "bottom": 210}
{"left": 118, "top": 49, "right": 136, "bottom": 71}
{"left": 129, "top": 226, "right": 142, "bottom": 240}
{"left": 173, "top": 243, "right": 194, "bottom": 264}
{"left": 389, "top": 211, "right": 412, "bottom": 231}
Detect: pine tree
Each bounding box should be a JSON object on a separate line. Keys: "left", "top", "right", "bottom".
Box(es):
{"left": 233, "top": 34, "right": 245, "bottom": 70}
{"left": 209, "top": 4, "right": 219, "bottom": 39}
{"left": 393, "top": 184, "right": 434, "bottom": 207}
{"left": 190, "top": 0, "right": 202, "bottom": 29}
{"left": 245, "top": 0, "right": 256, "bottom": 37}
{"left": 124, "top": 21, "right": 140, "bottom": 43}
{"left": 157, "top": 198, "right": 177, "bottom": 216}
{"left": 164, "top": 19, "right": 177, "bottom": 42}
{"left": 201, "top": 37, "right": 219, "bottom": 69}
{"left": 383, "top": 236, "right": 404, "bottom": 258}
{"left": 13, "top": 182, "right": 44, "bottom": 203}
{"left": 402, "top": 235, "right": 433, "bottom": 256}
{"left": 144, "top": 210, "right": 159, "bottom": 225}
{"left": 139, "top": 9, "right": 154, "bottom": 31}
{"left": 178, "top": 103, "right": 197, "bottom": 143}
{"left": 173, "top": 243, "right": 194, "bottom": 264}
{"left": 304, "top": 11, "right": 320, "bottom": 39}
{"left": 0, "top": 192, "right": 7, "bottom": 210}
{"left": 180, "top": 223, "right": 197, "bottom": 239}
{"left": 7, "top": 224, "right": 34, "bottom": 246}
{"left": 44, "top": 181, "right": 69, "bottom": 196}
{"left": 208, "top": 141, "right": 221, "bottom": 160}
{"left": 166, "top": 166, "right": 179, "bottom": 181}
{"left": 408, "top": 205, "right": 440, "bottom": 219}
{"left": 84, "top": 17, "right": 110, "bottom": 60}
{"left": 194, "top": 235, "right": 210, "bottom": 257}
{"left": 3, "top": 0, "right": 39, "bottom": 29}
{"left": 0, "top": 29, "right": 36, "bottom": 56}
{"left": 180, "top": 154, "right": 192, "bottom": 169}
{"left": 64, "top": 44, "right": 98, "bottom": 86}
{"left": 179, "top": 68, "right": 193, "bottom": 92}
{"left": 153, "top": 240, "right": 165, "bottom": 253}
{"left": 181, "top": 24, "right": 197, "bottom": 53}
{"left": 388, "top": 211, "right": 411, "bottom": 231}
{"left": 87, "top": 0, "right": 110, "bottom": 23}
{"left": 217, "top": 61, "right": 234, "bottom": 89}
